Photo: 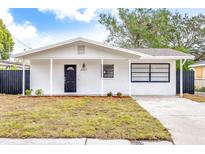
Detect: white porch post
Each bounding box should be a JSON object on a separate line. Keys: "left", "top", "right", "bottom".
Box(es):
{"left": 101, "top": 59, "right": 104, "bottom": 96}
{"left": 128, "top": 59, "right": 131, "bottom": 96}
{"left": 180, "top": 59, "right": 183, "bottom": 97}
{"left": 50, "top": 58, "right": 53, "bottom": 95}
{"left": 22, "top": 60, "right": 25, "bottom": 96}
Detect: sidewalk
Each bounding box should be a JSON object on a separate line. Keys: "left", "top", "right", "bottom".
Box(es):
{"left": 0, "top": 138, "right": 172, "bottom": 145}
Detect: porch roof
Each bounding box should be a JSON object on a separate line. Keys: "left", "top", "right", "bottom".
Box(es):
{"left": 12, "top": 37, "right": 194, "bottom": 60}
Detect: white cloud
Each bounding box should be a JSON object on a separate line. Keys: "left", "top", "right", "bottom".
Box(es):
{"left": 38, "top": 8, "right": 97, "bottom": 22}
{"left": 0, "top": 8, "right": 38, "bottom": 40}
{"left": 9, "top": 21, "right": 38, "bottom": 40}
{"left": 0, "top": 8, "right": 53, "bottom": 54}
{"left": 0, "top": 8, "right": 13, "bottom": 25}
{"left": 0, "top": 8, "right": 108, "bottom": 55}
{"left": 44, "top": 23, "right": 108, "bottom": 44}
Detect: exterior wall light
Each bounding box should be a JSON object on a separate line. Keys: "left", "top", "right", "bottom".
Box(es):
{"left": 81, "top": 63, "right": 87, "bottom": 71}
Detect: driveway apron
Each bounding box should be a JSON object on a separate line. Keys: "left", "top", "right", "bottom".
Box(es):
{"left": 134, "top": 96, "right": 205, "bottom": 145}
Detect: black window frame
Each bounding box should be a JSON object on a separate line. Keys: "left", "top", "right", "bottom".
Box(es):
{"left": 103, "top": 64, "right": 114, "bottom": 78}
{"left": 131, "top": 63, "right": 170, "bottom": 83}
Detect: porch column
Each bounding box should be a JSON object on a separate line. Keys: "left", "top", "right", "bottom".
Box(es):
{"left": 180, "top": 59, "right": 183, "bottom": 97}
{"left": 101, "top": 59, "right": 104, "bottom": 96}
{"left": 22, "top": 60, "right": 25, "bottom": 96}
{"left": 50, "top": 58, "right": 53, "bottom": 95}
{"left": 128, "top": 59, "right": 131, "bottom": 96}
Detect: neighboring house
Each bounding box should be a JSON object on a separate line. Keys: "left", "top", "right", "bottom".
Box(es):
{"left": 0, "top": 60, "right": 29, "bottom": 70}
{"left": 190, "top": 61, "right": 205, "bottom": 88}
{"left": 13, "top": 37, "right": 194, "bottom": 96}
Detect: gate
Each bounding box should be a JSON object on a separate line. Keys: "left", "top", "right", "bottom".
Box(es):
{"left": 176, "top": 70, "right": 195, "bottom": 94}
{"left": 0, "top": 70, "right": 30, "bottom": 94}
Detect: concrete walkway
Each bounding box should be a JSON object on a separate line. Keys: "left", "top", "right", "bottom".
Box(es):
{"left": 134, "top": 96, "right": 205, "bottom": 145}
{"left": 0, "top": 138, "right": 172, "bottom": 145}
{"left": 0, "top": 138, "right": 130, "bottom": 145}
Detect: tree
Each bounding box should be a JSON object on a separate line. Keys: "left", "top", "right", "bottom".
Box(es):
{"left": 168, "top": 13, "right": 205, "bottom": 51}
{"left": 99, "top": 9, "right": 205, "bottom": 70}
{"left": 0, "top": 19, "right": 14, "bottom": 59}
{"left": 167, "top": 12, "right": 205, "bottom": 70}
{"left": 99, "top": 9, "right": 171, "bottom": 48}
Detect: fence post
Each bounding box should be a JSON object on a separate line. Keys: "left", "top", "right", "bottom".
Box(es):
{"left": 101, "top": 59, "right": 104, "bottom": 96}
{"left": 22, "top": 60, "right": 25, "bottom": 96}
{"left": 49, "top": 58, "right": 53, "bottom": 96}
{"left": 180, "top": 59, "right": 183, "bottom": 97}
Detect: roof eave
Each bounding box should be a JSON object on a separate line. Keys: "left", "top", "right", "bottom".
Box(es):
{"left": 140, "top": 55, "right": 195, "bottom": 60}
{"left": 190, "top": 64, "right": 205, "bottom": 67}
{"left": 12, "top": 37, "right": 151, "bottom": 58}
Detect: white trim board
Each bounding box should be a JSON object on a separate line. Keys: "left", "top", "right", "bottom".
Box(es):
{"left": 12, "top": 37, "right": 194, "bottom": 60}
{"left": 12, "top": 37, "right": 151, "bottom": 58}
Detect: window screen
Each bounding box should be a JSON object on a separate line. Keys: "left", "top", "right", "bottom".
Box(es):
{"left": 131, "top": 63, "right": 170, "bottom": 82}
{"left": 103, "top": 64, "right": 114, "bottom": 78}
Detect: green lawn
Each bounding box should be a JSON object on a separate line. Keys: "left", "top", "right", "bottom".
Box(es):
{"left": 0, "top": 95, "right": 171, "bottom": 140}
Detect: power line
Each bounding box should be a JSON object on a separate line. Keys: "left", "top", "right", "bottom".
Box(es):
{"left": 12, "top": 36, "right": 32, "bottom": 50}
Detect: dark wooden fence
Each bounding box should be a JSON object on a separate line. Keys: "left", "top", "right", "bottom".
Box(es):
{"left": 0, "top": 70, "right": 30, "bottom": 94}
{"left": 176, "top": 70, "right": 195, "bottom": 94}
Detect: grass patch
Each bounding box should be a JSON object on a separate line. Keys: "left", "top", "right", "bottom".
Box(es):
{"left": 182, "top": 94, "right": 205, "bottom": 103}
{"left": 0, "top": 95, "right": 171, "bottom": 140}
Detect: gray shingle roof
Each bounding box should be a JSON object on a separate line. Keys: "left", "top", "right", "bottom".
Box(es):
{"left": 195, "top": 61, "right": 205, "bottom": 65}
{"left": 130, "top": 48, "right": 193, "bottom": 57}
{"left": 191, "top": 60, "right": 205, "bottom": 67}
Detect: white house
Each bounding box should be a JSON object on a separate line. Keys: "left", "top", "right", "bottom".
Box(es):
{"left": 13, "top": 37, "right": 194, "bottom": 96}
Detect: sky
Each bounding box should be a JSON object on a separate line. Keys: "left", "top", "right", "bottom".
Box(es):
{"left": 0, "top": 8, "right": 205, "bottom": 54}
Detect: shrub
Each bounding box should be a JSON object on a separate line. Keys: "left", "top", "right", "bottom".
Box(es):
{"left": 25, "top": 89, "right": 33, "bottom": 96}
{"left": 116, "top": 92, "right": 122, "bottom": 97}
{"left": 35, "top": 89, "right": 44, "bottom": 96}
{"left": 9, "top": 65, "right": 18, "bottom": 70}
{"left": 0, "top": 67, "right": 5, "bottom": 70}
{"left": 195, "top": 87, "right": 205, "bottom": 92}
{"left": 107, "top": 92, "right": 113, "bottom": 97}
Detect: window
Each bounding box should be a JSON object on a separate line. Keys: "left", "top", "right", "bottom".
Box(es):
{"left": 131, "top": 63, "right": 170, "bottom": 82}
{"left": 131, "top": 64, "right": 150, "bottom": 82}
{"left": 195, "top": 67, "right": 202, "bottom": 79}
{"left": 103, "top": 64, "right": 114, "bottom": 78}
{"left": 77, "top": 45, "right": 85, "bottom": 54}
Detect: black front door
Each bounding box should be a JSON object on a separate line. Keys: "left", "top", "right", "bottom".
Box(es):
{"left": 64, "top": 65, "right": 76, "bottom": 92}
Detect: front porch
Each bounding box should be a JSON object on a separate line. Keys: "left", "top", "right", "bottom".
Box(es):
{"left": 23, "top": 58, "right": 132, "bottom": 96}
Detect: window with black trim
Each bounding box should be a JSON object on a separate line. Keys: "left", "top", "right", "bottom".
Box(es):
{"left": 103, "top": 64, "right": 114, "bottom": 78}
{"left": 131, "top": 63, "right": 170, "bottom": 82}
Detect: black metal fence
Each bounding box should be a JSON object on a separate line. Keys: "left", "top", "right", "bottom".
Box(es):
{"left": 0, "top": 70, "right": 30, "bottom": 94}
{"left": 176, "top": 70, "right": 195, "bottom": 94}
{"left": 0, "top": 70, "right": 195, "bottom": 95}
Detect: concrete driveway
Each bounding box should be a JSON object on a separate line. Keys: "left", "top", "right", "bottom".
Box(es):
{"left": 134, "top": 96, "right": 205, "bottom": 145}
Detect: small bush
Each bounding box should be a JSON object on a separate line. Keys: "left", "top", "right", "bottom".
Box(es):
{"left": 116, "top": 92, "right": 122, "bottom": 97}
{"left": 107, "top": 92, "right": 113, "bottom": 97}
{"left": 25, "top": 89, "right": 33, "bottom": 96}
{"left": 196, "top": 87, "right": 205, "bottom": 92}
{"left": 9, "top": 65, "right": 18, "bottom": 70}
{"left": 35, "top": 89, "right": 44, "bottom": 96}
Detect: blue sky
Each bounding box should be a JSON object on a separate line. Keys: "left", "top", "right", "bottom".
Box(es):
{"left": 9, "top": 8, "right": 205, "bottom": 32}
{"left": 0, "top": 8, "right": 205, "bottom": 53}
{"left": 10, "top": 8, "right": 97, "bottom": 33}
